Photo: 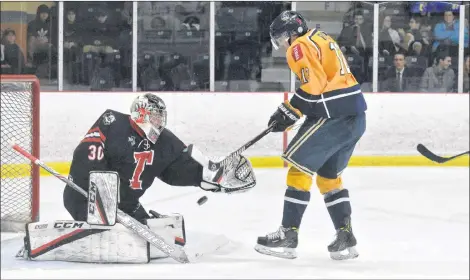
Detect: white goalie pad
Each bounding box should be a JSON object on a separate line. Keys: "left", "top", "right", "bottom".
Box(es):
{"left": 87, "top": 171, "right": 120, "bottom": 226}
{"left": 147, "top": 214, "right": 186, "bottom": 259}
{"left": 19, "top": 220, "right": 149, "bottom": 263}
{"left": 18, "top": 215, "right": 186, "bottom": 263}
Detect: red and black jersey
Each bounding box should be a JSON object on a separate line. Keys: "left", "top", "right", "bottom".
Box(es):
{"left": 67, "top": 109, "right": 203, "bottom": 214}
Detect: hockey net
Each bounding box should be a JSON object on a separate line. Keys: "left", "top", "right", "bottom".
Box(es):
{"left": 1, "top": 75, "right": 40, "bottom": 232}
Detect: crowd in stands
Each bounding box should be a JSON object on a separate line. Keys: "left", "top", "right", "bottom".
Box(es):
{"left": 1, "top": 1, "right": 469, "bottom": 93}
{"left": 1, "top": 2, "right": 132, "bottom": 89}
{"left": 337, "top": 1, "right": 469, "bottom": 92}
{"left": 1, "top": 4, "right": 55, "bottom": 77}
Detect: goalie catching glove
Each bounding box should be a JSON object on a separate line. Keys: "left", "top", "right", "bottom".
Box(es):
{"left": 186, "top": 144, "right": 256, "bottom": 194}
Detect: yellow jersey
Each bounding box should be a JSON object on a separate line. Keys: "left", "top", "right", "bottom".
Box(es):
{"left": 286, "top": 29, "right": 367, "bottom": 118}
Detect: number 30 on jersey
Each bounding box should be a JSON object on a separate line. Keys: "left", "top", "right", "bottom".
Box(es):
{"left": 88, "top": 145, "right": 104, "bottom": 160}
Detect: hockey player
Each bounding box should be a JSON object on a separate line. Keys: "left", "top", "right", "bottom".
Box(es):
{"left": 63, "top": 92, "right": 254, "bottom": 222}
{"left": 18, "top": 93, "right": 255, "bottom": 263}
{"left": 254, "top": 11, "right": 367, "bottom": 260}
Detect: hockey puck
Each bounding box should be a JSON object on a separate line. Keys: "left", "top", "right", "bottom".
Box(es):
{"left": 197, "top": 196, "right": 208, "bottom": 206}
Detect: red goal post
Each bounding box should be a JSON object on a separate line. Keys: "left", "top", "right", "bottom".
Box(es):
{"left": 1, "top": 74, "right": 40, "bottom": 232}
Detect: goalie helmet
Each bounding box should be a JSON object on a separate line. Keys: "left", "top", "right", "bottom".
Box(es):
{"left": 270, "top": 10, "right": 309, "bottom": 50}
{"left": 130, "top": 93, "right": 167, "bottom": 144}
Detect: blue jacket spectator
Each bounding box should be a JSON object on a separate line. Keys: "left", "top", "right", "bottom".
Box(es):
{"left": 432, "top": 10, "right": 469, "bottom": 52}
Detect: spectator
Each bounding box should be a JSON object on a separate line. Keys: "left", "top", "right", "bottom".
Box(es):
{"left": 64, "top": 8, "right": 82, "bottom": 84}
{"left": 432, "top": 10, "right": 469, "bottom": 53}
{"left": 382, "top": 53, "right": 416, "bottom": 92}
{"left": 121, "top": 2, "right": 133, "bottom": 28}
{"left": 1, "top": 29, "right": 26, "bottom": 74}
{"left": 83, "top": 8, "right": 118, "bottom": 55}
{"left": 174, "top": 2, "right": 208, "bottom": 31}
{"left": 379, "top": 15, "right": 405, "bottom": 56}
{"left": 64, "top": 9, "right": 81, "bottom": 62}
{"left": 337, "top": 12, "right": 373, "bottom": 56}
{"left": 464, "top": 55, "right": 469, "bottom": 93}
{"left": 407, "top": 41, "right": 425, "bottom": 57}
{"left": 342, "top": 2, "right": 373, "bottom": 28}
{"left": 27, "top": 4, "right": 57, "bottom": 75}
{"left": 400, "top": 16, "right": 431, "bottom": 57}
{"left": 420, "top": 53, "right": 455, "bottom": 92}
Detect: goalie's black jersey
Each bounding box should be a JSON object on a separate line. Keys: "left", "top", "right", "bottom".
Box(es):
{"left": 66, "top": 109, "right": 203, "bottom": 216}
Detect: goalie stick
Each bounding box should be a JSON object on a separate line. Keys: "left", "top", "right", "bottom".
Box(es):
{"left": 417, "top": 144, "right": 469, "bottom": 164}
{"left": 11, "top": 143, "right": 190, "bottom": 264}
{"left": 208, "top": 122, "right": 276, "bottom": 171}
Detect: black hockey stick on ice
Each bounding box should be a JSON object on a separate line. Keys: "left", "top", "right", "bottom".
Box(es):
{"left": 417, "top": 144, "right": 469, "bottom": 164}
{"left": 11, "top": 143, "right": 190, "bottom": 264}
{"left": 208, "top": 122, "right": 276, "bottom": 171}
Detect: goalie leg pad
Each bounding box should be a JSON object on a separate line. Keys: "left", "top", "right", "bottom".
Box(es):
{"left": 20, "top": 220, "right": 149, "bottom": 263}
{"left": 147, "top": 214, "right": 186, "bottom": 259}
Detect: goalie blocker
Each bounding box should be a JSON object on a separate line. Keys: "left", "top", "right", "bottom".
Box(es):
{"left": 87, "top": 171, "right": 120, "bottom": 226}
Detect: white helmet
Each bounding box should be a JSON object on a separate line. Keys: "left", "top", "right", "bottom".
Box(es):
{"left": 130, "top": 93, "right": 167, "bottom": 144}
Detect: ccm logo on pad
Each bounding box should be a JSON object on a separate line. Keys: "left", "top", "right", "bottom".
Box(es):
{"left": 292, "top": 44, "right": 303, "bottom": 61}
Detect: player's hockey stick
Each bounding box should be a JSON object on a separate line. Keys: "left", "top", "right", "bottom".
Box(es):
{"left": 417, "top": 144, "right": 469, "bottom": 164}
{"left": 11, "top": 143, "right": 190, "bottom": 264}
{"left": 208, "top": 122, "right": 276, "bottom": 171}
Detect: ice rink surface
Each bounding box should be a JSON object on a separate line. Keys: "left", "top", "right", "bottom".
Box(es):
{"left": 1, "top": 167, "right": 469, "bottom": 279}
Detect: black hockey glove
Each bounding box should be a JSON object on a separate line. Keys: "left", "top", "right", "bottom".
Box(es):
{"left": 268, "top": 101, "right": 302, "bottom": 132}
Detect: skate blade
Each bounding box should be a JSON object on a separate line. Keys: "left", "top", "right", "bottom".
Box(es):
{"left": 254, "top": 244, "right": 297, "bottom": 259}
{"left": 15, "top": 246, "right": 28, "bottom": 259}
{"left": 330, "top": 246, "right": 359, "bottom": 260}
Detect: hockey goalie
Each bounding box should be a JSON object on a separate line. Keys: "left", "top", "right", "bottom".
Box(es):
{"left": 16, "top": 93, "right": 256, "bottom": 263}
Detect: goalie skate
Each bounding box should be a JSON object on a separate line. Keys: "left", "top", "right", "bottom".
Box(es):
{"left": 328, "top": 220, "right": 359, "bottom": 260}
{"left": 254, "top": 226, "right": 298, "bottom": 259}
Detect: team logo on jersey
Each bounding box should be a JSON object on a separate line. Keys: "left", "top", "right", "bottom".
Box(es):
{"left": 102, "top": 112, "right": 116, "bottom": 125}
{"left": 292, "top": 44, "right": 303, "bottom": 61}
{"left": 138, "top": 139, "right": 151, "bottom": 150}
{"left": 128, "top": 136, "right": 136, "bottom": 147}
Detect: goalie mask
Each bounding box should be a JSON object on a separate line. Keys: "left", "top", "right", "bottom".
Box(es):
{"left": 130, "top": 93, "right": 167, "bottom": 144}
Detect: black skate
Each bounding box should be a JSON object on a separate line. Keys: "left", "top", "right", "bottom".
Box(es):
{"left": 327, "top": 221, "right": 359, "bottom": 260}
{"left": 254, "top": 226, "right": 298, "bottom": 259}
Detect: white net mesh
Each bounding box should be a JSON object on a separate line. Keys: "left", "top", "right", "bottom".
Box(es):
{"left": 1, "top": 79, "right": 39, "bottom": 232}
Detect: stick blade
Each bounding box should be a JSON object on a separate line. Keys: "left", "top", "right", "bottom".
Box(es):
{"left": 417, "top": 144, "right": 447, "bottom": 163}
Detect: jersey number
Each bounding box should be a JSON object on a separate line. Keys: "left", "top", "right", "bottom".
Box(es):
{"left": 88, "top": 145, "right": 104, "bottom": 161}
{"left": 129, "top": 150, "right": 154, "bottom": 190}
{"left": 329, "top": 42, "right": 351, "bottom": 75}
